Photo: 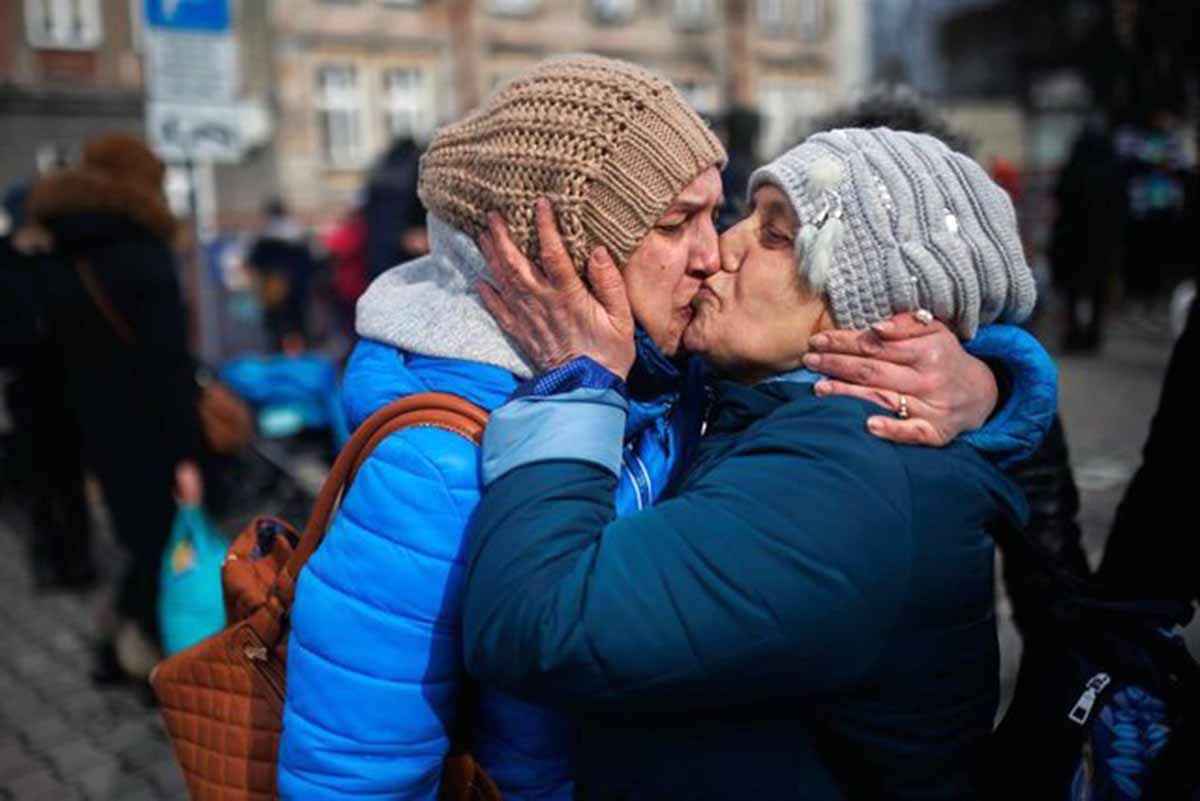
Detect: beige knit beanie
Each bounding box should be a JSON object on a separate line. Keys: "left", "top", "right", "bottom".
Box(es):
{"left": 418, "top": 54, "right": 727, "bottom": 273}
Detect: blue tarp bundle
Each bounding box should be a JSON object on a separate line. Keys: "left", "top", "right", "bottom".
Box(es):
{"left": 219, "top": 354, "right": 349, "bottom": 446}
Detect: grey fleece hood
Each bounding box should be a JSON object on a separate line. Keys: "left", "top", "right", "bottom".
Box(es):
{"left": 355, "top": 215, "right": 535, "bottom": 378}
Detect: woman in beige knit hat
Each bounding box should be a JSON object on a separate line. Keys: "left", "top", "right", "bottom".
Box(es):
{"left": 281, "top": 53, "right": 737, "bottom": 801}
{"left": 279, "top": 56, "right": 1008, "bottom": 800}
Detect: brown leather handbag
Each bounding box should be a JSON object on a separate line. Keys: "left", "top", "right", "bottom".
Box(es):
{"left": 150, "top": 392, "right": 502, "bottom": 801}
{"left": 74, "top": 259, "right": 253, "bottom": 456}
{"left": 196, "top": 370, "right": 254, "bottom": 455}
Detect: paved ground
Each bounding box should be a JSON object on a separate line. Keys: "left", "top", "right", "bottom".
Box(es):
{"left": 0, "top": 306, "right": 1192, "bottom": 800}
{"left": 0, "top": 521, "right": 186, "bottom": 800}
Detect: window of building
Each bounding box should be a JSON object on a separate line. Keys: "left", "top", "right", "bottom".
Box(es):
{"left": 672, "top": 0, "right": 712, "bottom": 31}
{"left": 489, "top": 0, "right": 540, "bottom": 17}
{"left": 382, "top": 67, "right": 434, "bottom": 142}
{"left": 796, "top": 0, "right": 827, "bottom": 41}
{"left": 590, "top": 0, "right": 637, "bottom": 25}
{"left": 316, "top": 65, "right": 367, "bottom": 167}
{"left": 756, "top": 0, "right": 788, "bottom": 35}
{"left": 25, "top": 0, "right": 104, "bottom": 50}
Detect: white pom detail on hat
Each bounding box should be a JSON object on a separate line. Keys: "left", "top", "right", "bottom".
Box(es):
{"left": 796, "top": 156, "right": 846, "bottom": 292}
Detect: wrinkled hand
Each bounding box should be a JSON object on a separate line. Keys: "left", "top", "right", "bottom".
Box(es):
{"left": 802, "top": 311, "right": 999, "bottom": 447}
{"left": 477, "top": 198, "right": 636, "bottom": 379}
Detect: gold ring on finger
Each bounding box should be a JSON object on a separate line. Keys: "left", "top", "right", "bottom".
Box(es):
{"left": 898, "top": 394, "right": 909, "bottom": 419}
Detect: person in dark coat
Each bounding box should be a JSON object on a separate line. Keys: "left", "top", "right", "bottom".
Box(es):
{"left": 1, "top": 182, "right": 98, "bottom": 590}
{"left": 28, "top": 134, "right": 204, "bottom": 682}
{"left": 466, "top": 128, "right": 1044, "bottom": 799}
{"left": 1097, "top": 235, "right": 1199, "bottom": 609}
{"left": 715, "top": 106, "right": 761, "bottom": 231}
{"left": 363, "top": 137, "right": 427, "bottom": 280}
{"left": 246, "top": 198, "right": 318, "bottom": 353}
{"left": 1050, "top": 120, "right": 1125, "bottom": 352}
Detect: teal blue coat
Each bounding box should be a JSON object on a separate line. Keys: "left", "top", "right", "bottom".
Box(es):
{"left": 465, "top": 374, "right": 1029, "bottom": 799}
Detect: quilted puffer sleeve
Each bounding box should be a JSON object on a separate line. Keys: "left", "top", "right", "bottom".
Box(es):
{"left": 961, "top": 323, "right": 1058, "bottom": 467}
{"left": 278, "top": 425, "right": 480, "bottom": 800}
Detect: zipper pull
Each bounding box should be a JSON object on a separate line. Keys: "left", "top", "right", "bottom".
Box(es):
{"left": 1068, "top": 672, "right": 1111, "bottom": 725}
{"left": 244, "top": 644, "right": 268, "bottom": 662}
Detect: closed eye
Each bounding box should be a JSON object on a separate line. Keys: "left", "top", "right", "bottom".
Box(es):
{"left": 761, "top": 228, "right": 793, "bottom": 248}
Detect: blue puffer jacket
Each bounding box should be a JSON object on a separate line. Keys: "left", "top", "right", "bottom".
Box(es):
{"left": 277, "top": 337, "right": 706, "bottom": 800}
{"left": 279, "top": 323, "right": 1055, "bottom": 799}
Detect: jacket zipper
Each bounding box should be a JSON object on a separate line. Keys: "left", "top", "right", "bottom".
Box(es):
{"left": 622, "top": 446, "right": 653, "bottom": 510}
{"left": 1068, "top": 673, "right": 1112, "bottom": 725}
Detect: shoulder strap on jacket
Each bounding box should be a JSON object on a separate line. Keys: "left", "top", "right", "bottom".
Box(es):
{"left": 269, "top": 392, "right": 489, "bottom": 618}
{"left": 75, "top": 259, "right": 136, "bottom": 346}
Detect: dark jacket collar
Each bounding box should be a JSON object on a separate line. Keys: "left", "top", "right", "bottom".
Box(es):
{"left": 627, "top": 327, "right": 686, "bottom": 400}
{"left": 706, "top": 378, "right": 815, "bottom": 437}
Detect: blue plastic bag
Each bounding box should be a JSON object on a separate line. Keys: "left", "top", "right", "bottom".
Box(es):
{"left": 158, "top": 505, "right": 228, "bottom": 656}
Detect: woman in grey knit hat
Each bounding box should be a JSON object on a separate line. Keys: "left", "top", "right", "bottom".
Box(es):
{"left": 684, "top": 126, "right": 1037, "bottom": 377}
{"left": 461, "top": 127, "right": 1047, "bottom": 799}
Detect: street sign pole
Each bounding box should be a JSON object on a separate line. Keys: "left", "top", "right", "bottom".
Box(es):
{"left": 143, "top": 0, "right": 239, "bottom": 361}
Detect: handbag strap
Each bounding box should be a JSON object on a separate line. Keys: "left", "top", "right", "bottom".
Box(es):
{"left": 75, "top": 259, "right": 137, "bottom": 346}
{"left": 75, "top": 259, "right": 220, "bottom": 383}
{"left": 260, "top": 392, "right": 488, "bottom": 641}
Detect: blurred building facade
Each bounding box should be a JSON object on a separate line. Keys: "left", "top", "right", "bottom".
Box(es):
{"left": 0, "top": 0, "right": 869, "bottom": 228}
{"left": 266, "top": 0, "right": 868, "bottom": 222}
{"left": 0, "top": 1, "right": 145, "bottom": 187}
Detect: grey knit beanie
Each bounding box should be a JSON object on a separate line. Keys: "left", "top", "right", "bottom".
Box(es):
{"left": 747, "top": 127, "right": 1035, "bottom": 339}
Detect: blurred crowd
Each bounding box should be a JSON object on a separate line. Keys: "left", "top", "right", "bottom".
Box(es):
{"left": 1051, "top": 108, "right": 1195, "bottom": 352}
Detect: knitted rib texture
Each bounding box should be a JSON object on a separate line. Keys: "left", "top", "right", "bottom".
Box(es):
{"left": 418, "top": 54, "right": 727, "bottom": 273}
{"left": 749, "top": 128, "right": 1036, "bottom": 339}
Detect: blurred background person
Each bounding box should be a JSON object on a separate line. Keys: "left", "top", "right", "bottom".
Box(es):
{"left": 322, "top": 204, "right": 369, "bottom": 349}
{"left": 246, "top": 198, "right": 319, "bottom": 354}
{"left": 1097, "top": 156, "right": 1199, "bottom": 612}
{"left": 1115, "top": 108, "right": 1193, "bottom": 315}
{"left": 812, "top": 84, "right": 975, "bottom": 155}
{"left": 715, "top": 106, "right": 761, "bottom": 231}
{"left": 1049, "top": 118, "right": 1125, "bottom": 353}
{"left": 28, "top": 134, "right": 205, "bottom": 685}
{"left": 364, "top": 137, "right": 428, "bottom": 281}
{"left": 989, "top": 156, "right": 1023, "bottom": 206}
{"left": 0, "top": 179, "right": 97, "bottom": 592}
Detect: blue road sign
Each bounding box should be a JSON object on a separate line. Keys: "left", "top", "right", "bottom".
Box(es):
{"left": 144, "top": 0, "right": 231, "bottom": 33}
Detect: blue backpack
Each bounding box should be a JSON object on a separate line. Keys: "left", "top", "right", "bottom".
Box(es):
{"left": 989, "top": 559, "right": 1200, "bottom": 799}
